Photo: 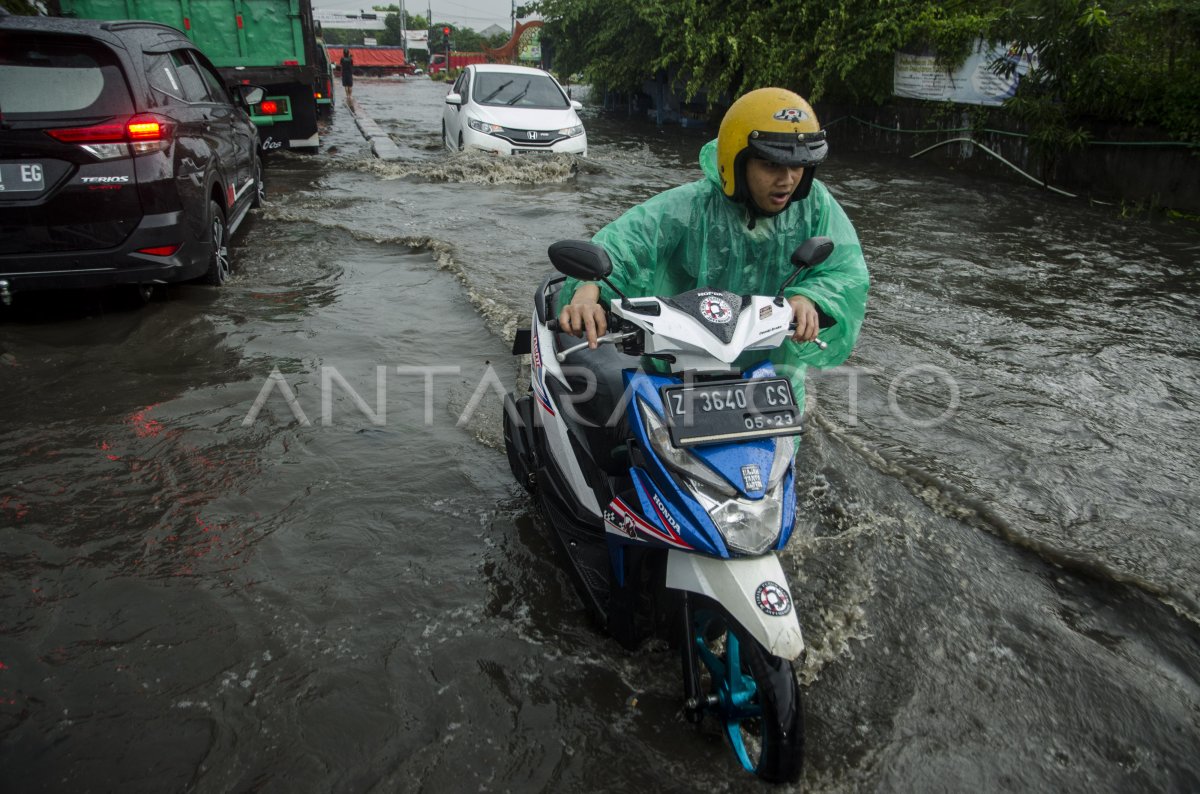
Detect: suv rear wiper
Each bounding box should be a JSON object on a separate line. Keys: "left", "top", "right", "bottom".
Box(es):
{"left": 505, "top": 80, "right": 531, "bottom": 105}
{"left": 481, "top": 80, "right": 513, "bottom": 103}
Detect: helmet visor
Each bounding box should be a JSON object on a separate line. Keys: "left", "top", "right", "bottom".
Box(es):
{"left": 747, "top": 129, "right": 828, "bottom": 168}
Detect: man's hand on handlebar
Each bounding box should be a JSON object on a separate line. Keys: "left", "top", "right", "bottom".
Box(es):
{"left": 788, "top": 294, "right": 820, "bottom": 342}
{"left": 558, "top": 283, "right": 608, "bottom": 349}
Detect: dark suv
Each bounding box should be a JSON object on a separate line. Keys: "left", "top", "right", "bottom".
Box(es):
{"left": 0, "top": 15, "right": 263, "bottom": 304}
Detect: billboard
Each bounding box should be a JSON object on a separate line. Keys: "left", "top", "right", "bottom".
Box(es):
{"left": 894, "top": 40, "right": 1038, "bottom": 107}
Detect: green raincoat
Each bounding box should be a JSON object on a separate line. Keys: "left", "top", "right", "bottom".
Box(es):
{"left": 559, "top": 139, "right": 869, "bottom": 409}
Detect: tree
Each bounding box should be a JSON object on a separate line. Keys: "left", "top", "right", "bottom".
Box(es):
{"left": 539, "top": 0, "right": 1200, "bottom": 143}
{"left": 0, "top": 0, "right": 41, "bottom": 13}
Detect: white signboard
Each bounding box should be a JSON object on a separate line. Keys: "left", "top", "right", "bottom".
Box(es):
{"left": 894, "top": 40, "right": 1038, "bottom": 107}
{"left": 314, "top": 10, "right": 386, "bottom": 30}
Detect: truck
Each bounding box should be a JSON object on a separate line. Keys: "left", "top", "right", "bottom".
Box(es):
{"left": 427, "top": 52, "right": 489, "bottom": 75}
{"left": 329, "top": 45, "right": 418, "bottom": 78}
{"left": 50, "top": 0, "right": 329, "bottom": 153}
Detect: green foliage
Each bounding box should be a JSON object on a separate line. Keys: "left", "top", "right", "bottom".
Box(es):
{"left": 540, "top": 0, "right": 1200, "bottom": 145}
{"left": 0, "top": 0, "right": 41, "bottom": 13}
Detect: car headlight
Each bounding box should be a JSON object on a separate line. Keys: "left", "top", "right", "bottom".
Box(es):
{"left": 559, "top": 124, "right": 585, "bottom": 138}
{"left": 642, "top": 399, "right": 788, "bottom": 555}
{"left": 467, "top": 118, "right": 503, "bottom": 135}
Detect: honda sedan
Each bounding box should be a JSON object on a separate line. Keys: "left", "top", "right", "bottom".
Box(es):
{"left": 442, "top": 64, "right": 587, "bottom": 157}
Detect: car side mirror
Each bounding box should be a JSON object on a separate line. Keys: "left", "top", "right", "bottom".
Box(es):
{"left": 548, "top": 240, "right": 612, "bottom": 281}
{"left": 445, "top": 92, "right": 463, "bottom": 106}
{"left": 238, "top": 85, "right": 265, "bottom": 106}
{"left": 570, "top": 100, "right": 583, "bottom": 111}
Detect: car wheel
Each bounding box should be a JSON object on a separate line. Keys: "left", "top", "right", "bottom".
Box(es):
{"left": 201, "top": 200, "right": 231, "bottom": 286}
{"left": 251, "top": 155, "right": 265, "bottom": 208}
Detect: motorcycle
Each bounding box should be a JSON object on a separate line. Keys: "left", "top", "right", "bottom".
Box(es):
{"left": 503, "top": 236, "right": 836, "bottom": 784}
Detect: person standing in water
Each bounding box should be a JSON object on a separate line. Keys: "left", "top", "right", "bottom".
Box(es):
{"left": 340, "top": 48, "right": 354, "bottom": 100}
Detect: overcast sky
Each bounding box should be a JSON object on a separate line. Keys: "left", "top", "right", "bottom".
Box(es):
{"left": 313, "top": 0, "right": 518, "bottom": 31}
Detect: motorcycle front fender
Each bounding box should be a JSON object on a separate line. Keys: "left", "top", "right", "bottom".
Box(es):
{"left": 666, "top": 551, "right": 805, "bottom": 661}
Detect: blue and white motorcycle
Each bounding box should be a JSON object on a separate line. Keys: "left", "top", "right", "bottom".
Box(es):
{"left": 504, "top": 237, "right": 835, "bottom": 784}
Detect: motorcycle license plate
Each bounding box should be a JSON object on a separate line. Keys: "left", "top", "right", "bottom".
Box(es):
{"left": 659, "top": 377, "right": 800, "bottom": 447}
{"left": 0, "top": 162, "right": 45, "bottom": 194}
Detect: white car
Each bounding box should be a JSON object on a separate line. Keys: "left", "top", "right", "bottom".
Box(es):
{"left": 442, "top": 64, "right": 587, "bottom": 156}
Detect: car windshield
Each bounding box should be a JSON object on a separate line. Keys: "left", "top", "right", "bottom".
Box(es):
{"left": 472, "top": 72, "right": 568, "bottom": 109}
{"left": 0, "top": 35, "right": 133, "bottom": 121}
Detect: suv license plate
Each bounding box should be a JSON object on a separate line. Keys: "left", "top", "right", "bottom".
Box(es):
{"left": 0, "top": 163, "right": 45, "bottom": 194}
{"left": 660, "top": 377, "right": 800, "bottom": 447}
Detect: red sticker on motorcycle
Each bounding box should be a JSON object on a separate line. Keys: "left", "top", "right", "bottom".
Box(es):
{"left": 755, "top": 581, "right": 792, "bottom": 616}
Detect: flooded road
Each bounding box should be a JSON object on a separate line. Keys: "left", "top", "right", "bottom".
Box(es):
{"left": 2, "top": 76, "right": 1198, "bottom": 792}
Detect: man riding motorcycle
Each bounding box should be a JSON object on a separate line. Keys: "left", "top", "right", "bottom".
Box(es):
{"left": 557, "top": 87, "right": 870, "bottom": 410}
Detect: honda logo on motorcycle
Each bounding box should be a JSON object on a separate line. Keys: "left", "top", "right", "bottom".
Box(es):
{"left": 755, "top": 581, "right": 792, "bottom": 616}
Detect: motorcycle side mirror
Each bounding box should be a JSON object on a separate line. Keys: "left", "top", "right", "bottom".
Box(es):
{"left": 790, "top": 236, "right": 835, "bottom": 270}
{"left": 775, "top": 236, "right": 835, "bottom": 303}
{"left": 547, "top": 239, "right": 630, "bottom": 304}
{"left": 548, "top": 240, "right": 611, "bottom": 280}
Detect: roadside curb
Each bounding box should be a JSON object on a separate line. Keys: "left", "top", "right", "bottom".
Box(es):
{"left": 346, "top": 98, "right": 403, "bottom": 161}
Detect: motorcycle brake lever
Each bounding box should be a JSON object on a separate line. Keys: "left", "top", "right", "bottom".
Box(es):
{"left": 555, "top": 331, "right": 637, "bottom": 362}
{"left": 787, "top": 321, "right": 828, "bottom": 350}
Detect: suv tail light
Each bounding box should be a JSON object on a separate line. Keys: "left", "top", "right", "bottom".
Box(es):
{"left": 46, "top": 114, "right": 174, "bottom": 159}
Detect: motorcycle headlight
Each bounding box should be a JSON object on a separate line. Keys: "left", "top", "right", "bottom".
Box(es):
{"left": 467, "top": 117, "right": 503, "bottom": 135}
{"left": 559, "top": 124, "right": 585, "bottom": 137}
{"left": 643, "top": 400, "right": 735, "bottom": 497}
{"left": 641, "top": 399, "right": 788, "bottom": 555}
{"left": 691, "top": 476, "right": 786, "bottom": 555}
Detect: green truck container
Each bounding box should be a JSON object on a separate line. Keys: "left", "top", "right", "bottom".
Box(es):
{"left": 50, "top": 0, "right": 331, "bottom": 152}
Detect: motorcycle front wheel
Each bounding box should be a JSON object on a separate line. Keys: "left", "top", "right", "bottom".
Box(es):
{"left": 687, "top": 596, "right": 804, "bottom": 784}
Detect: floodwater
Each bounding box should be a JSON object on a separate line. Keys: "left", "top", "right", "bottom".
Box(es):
{"left": 1, "top": 77, "right": 1198, "bottom": 792}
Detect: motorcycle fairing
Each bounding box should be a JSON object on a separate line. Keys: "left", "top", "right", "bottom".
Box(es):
{"left": 531, "top": 317, "right": 603, "bottom": 518}
{"left": 530, "top": 323, "right": 557, "bottom": 418}
{"left": 775, "top": 468, "right": 798, "bottom": 551}
{"left": 666, "top": 551, "right": 806, "bottom": 661}
{"left": 604, "top": 489, "right": 693, "bottom": 550}
{"left": 629, "top": 464, "right": 727, "bottom": 557}
{"left": 627, "top": 362, "right": 790, "bottom": 500}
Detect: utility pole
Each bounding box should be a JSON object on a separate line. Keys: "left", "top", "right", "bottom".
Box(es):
{"left": 398, "top": 0, "right": 407, "bottom": 61}
{"left": 511, "top": 0, "right": 515, "bottom": 35}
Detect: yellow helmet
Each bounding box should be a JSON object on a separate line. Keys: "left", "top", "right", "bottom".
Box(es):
{"left": 716, "top": 87, "right": 828, "bottom": 206}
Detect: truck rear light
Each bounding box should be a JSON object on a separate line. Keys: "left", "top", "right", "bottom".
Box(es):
{"left": 137, "top": 244, "right": 181, "bottom": 257}
{"left": 282, "top": 59, "right": 299, "bottom": 66}
{"left": 46, "top": 114, "right": 173, "bottom": 158}
{"left": 260, "top": 100, "right": 279, "bottom": 115}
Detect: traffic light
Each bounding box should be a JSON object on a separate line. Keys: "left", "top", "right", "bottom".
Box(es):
{"left": 441, "top": 26, "right": 451, "bottom": 48}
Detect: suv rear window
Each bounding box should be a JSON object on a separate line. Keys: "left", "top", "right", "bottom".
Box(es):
{"left": 0, "top": 35, "right": 133, "bottom": 120}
